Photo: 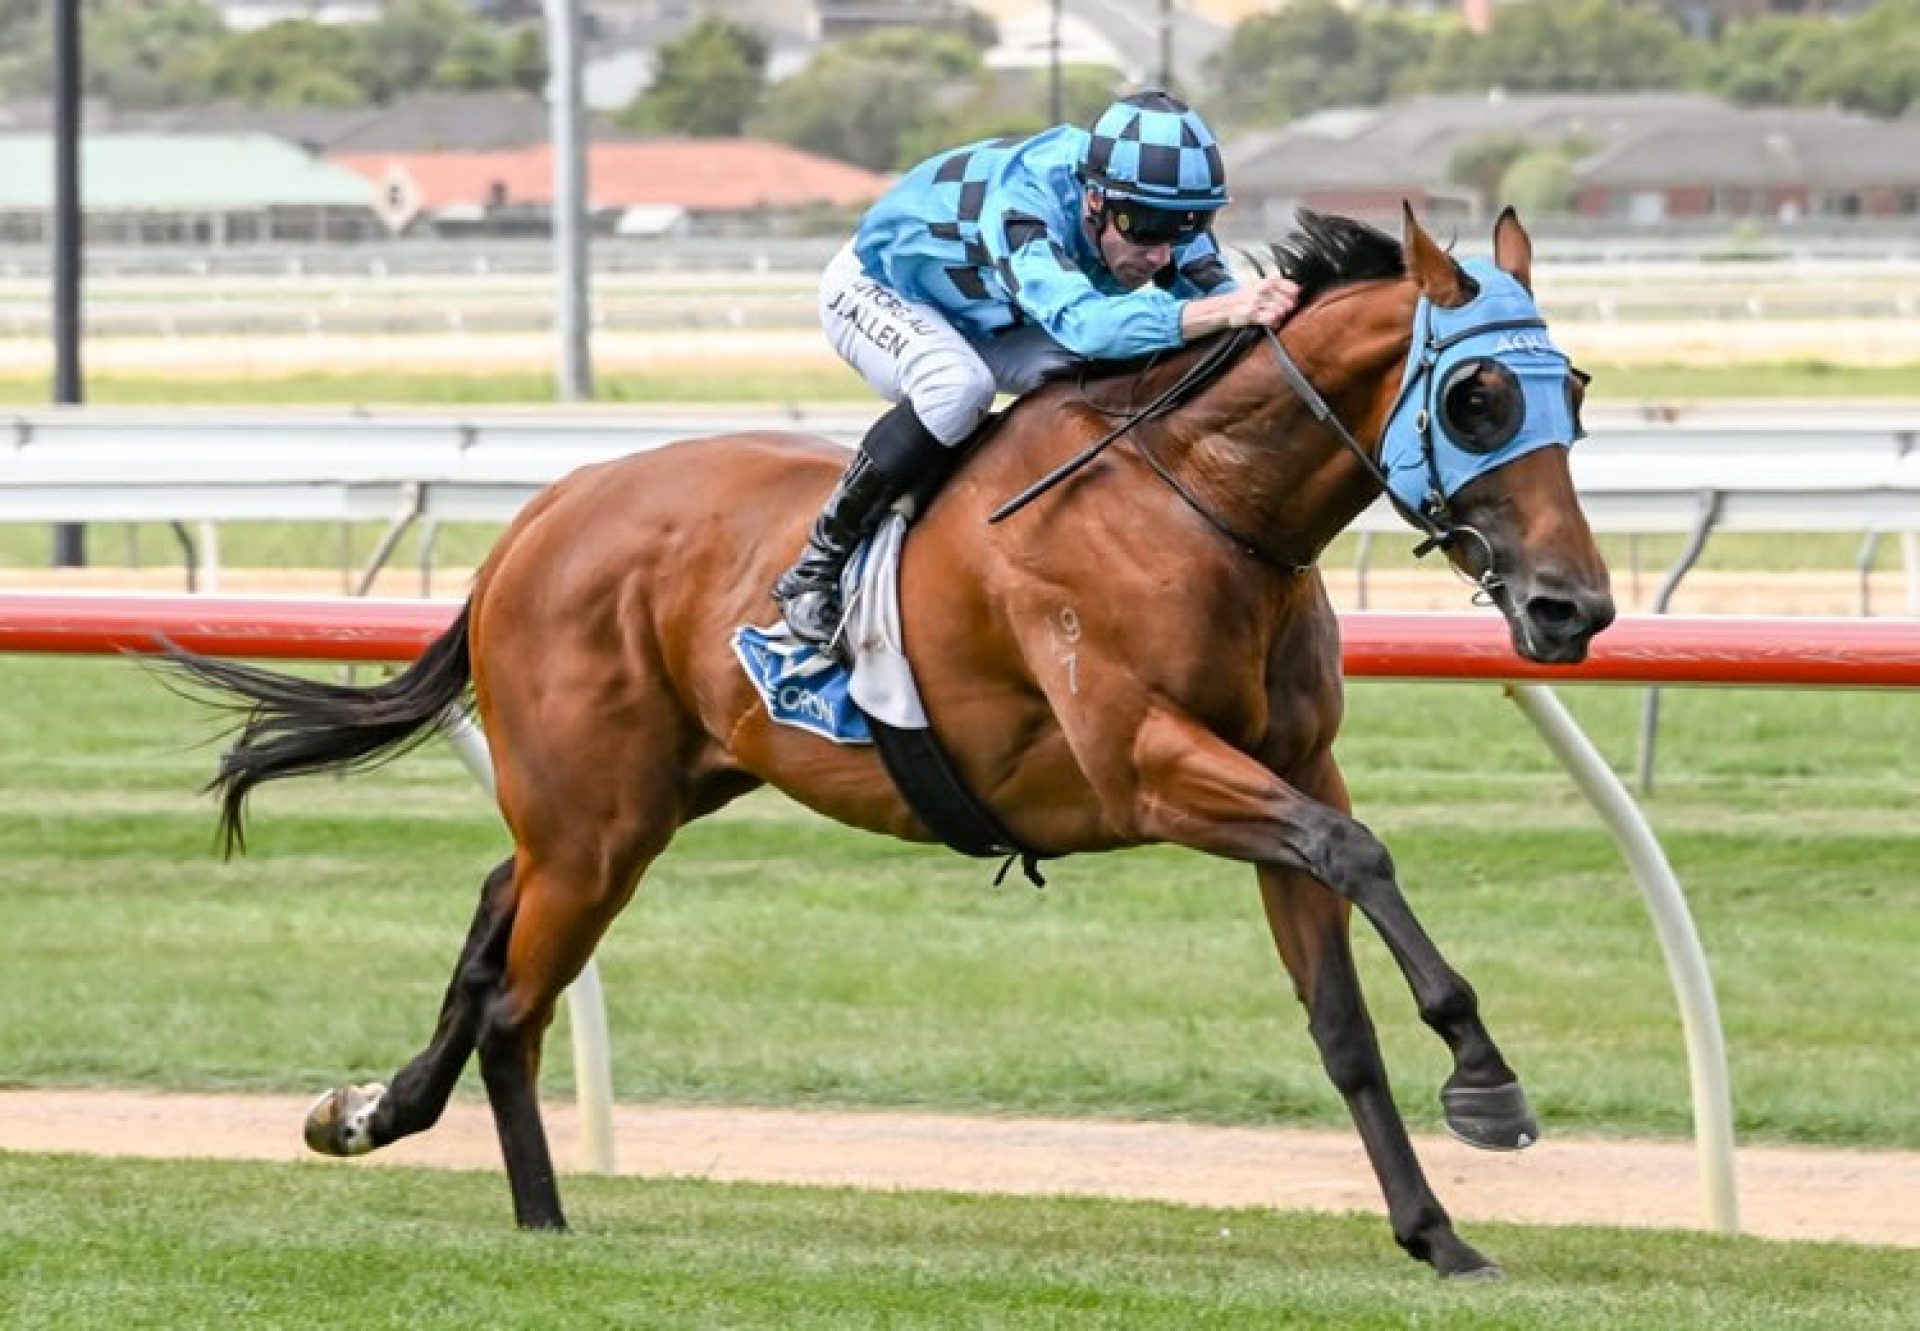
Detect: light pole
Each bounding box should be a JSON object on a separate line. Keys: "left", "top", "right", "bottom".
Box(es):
{"left": 1158, "top": 0, "right": 1174, "bottom": 92}
{"left": 547, "top": 0, "right": 592, "bottom": 401}
{"left": 52, "top": 0, "right": 84, "bottom": 567}
{"left": 1049, "top": 0, "right": 1063, "bottom": 123}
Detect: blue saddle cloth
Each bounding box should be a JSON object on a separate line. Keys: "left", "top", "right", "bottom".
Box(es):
{"left": 731, "top": 624, "right": 872, "bottom": 745}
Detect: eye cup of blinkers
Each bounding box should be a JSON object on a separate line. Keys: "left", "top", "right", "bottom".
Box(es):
{"left": 1438, "top": 358, "right": 1525, "bottom": 454}
{"left": 1566, "top": 365, "right": 1592, "bottom": 442}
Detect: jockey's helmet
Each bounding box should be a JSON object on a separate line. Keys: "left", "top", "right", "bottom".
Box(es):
{"left": 1079, "top": 90, "right": 1229, "bottom": 214}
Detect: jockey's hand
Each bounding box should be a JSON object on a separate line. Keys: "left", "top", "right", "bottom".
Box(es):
{"left": 1181, "top": 276, "right": 1301, "bottom": 341}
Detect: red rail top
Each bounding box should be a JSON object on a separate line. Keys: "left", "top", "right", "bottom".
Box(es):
{"left": 0, "top": 592, "right": 1918, "bottom": 689}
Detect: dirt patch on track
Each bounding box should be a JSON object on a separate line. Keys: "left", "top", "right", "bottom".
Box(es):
{"left": 3, "top": 1090, "right": 1915, "bottom": 1249}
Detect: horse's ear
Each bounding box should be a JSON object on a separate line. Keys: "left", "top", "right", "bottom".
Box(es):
{"left": 1492, "top": 205, "right": 1533, "bottom": 293}
{"left": 1401, "top": 201, "right": 1471, "bottom": 308}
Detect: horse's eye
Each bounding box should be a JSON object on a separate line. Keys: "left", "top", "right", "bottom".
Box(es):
{"left": 1438, "top": 359, "right": 1523, "bottom": 454}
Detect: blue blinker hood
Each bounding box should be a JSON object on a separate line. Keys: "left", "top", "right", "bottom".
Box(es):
{"left": 1380, "top": 257, "right": 1582, "bottom": 519}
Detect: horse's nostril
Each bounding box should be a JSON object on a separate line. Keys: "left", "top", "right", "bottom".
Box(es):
{"left": 1526, "top": 596, "right": 1583, "bottom": 635}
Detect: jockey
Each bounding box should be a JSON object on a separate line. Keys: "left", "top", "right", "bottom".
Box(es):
{"left": 773, "top": 88, "right": 1302, "bottom": 653}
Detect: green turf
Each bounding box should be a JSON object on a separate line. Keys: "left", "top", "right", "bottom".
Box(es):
{"left": 0, "top": 1154, "right": 1912, "bottom": 1330}
{"left": 0, "top": 359, "right": 1917, "bottom": 407}
{"left": 0, "top": 655, "right": 1915, "bottom": 1149}
{"left": 0, "top": 514, "right": 1904, "bottom": 582}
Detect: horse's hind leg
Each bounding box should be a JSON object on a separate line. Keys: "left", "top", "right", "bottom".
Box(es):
{"left": 304, "top": 856, "right": 515, "bottom": 1157}
{"left": 472, "top": 826, "right": 669, "bottom": 1230}
{"left": 1259, "top": 860, "right": 1497, "bottom": 1279}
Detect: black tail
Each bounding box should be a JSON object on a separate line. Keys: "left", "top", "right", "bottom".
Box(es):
{"left": 162, "top": 603, "right": 474, "bottom": 856}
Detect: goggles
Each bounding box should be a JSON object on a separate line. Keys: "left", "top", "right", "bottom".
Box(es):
{"left": 1107, "top": 202, "right": 1210, "bottom": 248}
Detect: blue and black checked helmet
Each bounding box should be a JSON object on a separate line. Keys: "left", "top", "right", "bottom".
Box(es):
{"left": 1079, "top": 90, "right": 1229, "bottom": 213}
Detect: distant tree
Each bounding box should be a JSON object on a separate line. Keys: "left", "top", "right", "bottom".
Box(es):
{"left": 1058, "top": 63, "right": 1126, "bottom": 126}
{"left": 1704, "top": 0, "right": 1920, "bottom": 117}
{"left": 422, "top": 15, "right": 544, "bottom": 95}
{"left": 361, "top": 0, "right": 471, "bottom": 101}
{"left": 1497, "top": 147, "right": 1576, "bottom": 217}
{"left": 1206, "top": 0, "right": 1435, "bottom": 126}
{"left": 202, "top": 20, "right": 379, "bottom": 106}
{"left": 949, "top": 4, "right": 999, "bottom": 52}
{"left": 619, "top": 16, "right": 769, "bottom": 136}
{"left": 1701, "top": 16, "right": 1842, "bottom": 106}
{"left": 1804, "top": 0, "right": 1920, "bottom": 117}
{"left": 1447, "top": 132, "right": 1531, "bottom": 204}
{"left": 91, "top": 1, "right": 226, "bottom": 106}
{"left": 0, "top": 0, "right": 225, "bottom": 107}
{"left": 432, "top": 26, "right": 518, "bottom": 92}
{"left": 891, "top": 63, "right": 1122, "bottom": 166}
{"left": 751, "top": 29, "right": 986, "bottom": 171}
{"left": 1418, "top": 0, "right": 1696, "bottom": 95}
{"left": 496, "top": 25, "right": 548, "bottom": 97}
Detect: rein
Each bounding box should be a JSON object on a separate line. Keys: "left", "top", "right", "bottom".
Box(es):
{"left": 987, "top": 327, "right": 1253, "bottom": 526}
{"left": 987, "top": 309, "right": 1509, "bottom": 603}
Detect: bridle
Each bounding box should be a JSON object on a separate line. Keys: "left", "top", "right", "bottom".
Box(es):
{"left": 1257, "top": 321, "right": 1508, "bottom": 602}
{"left": 988, "top": 300, "right": 1513, "bottom": 604}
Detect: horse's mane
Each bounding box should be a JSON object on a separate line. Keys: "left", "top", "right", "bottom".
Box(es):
{"left": 1260, "top": 209, "right": 1405, "bottom": 304}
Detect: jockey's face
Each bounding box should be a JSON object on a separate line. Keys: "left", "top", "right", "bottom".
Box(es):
{"left": 1087, "top": 189, "right": 1173, "bottom": 290}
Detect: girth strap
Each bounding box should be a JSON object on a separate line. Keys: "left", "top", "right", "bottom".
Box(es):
{"left": 867, "top": 717, "right": 1048, "bottom": 887}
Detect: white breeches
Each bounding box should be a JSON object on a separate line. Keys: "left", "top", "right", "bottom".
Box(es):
{"left": 818, "top": 243, "right": 1079, "bottom": 446}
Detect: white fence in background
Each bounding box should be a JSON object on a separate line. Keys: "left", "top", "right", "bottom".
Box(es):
{"left": 0, "top": 404, "right": 1917, "bottom": 612}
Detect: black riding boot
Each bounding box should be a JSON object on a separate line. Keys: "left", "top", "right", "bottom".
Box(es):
{"left": 772, "top": 402, "right": 945, "bottom": 654}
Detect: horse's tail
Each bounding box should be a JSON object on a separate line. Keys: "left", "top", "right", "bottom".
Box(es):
{"left": 163, "top": 602, "right": 474, "bottom": 856}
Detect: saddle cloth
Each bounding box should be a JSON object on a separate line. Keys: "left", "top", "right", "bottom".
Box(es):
{"left": 731, "top": 512, "right": 927, "bottom": 745}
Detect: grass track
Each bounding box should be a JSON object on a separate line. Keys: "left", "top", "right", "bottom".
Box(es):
{"left": 1, "top": 656, "right": 1916, "bottom": 1149}
{"left": 2, "top": 1154, "right": 1914, "bottom": 1330}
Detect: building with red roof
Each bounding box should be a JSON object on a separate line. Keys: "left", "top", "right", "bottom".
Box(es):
{"left": 332, "top": 138, "right": 891, "bottom": 237}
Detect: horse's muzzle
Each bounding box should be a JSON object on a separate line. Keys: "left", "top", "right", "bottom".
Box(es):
{"left": 1507, "top": 580, "right": 1616, "bottom": 665}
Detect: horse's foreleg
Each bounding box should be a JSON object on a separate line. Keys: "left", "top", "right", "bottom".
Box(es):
{"left": 1258, "top": 861, "right": 1496, "bottom": 1279}
{"left": 1140, "top": 716, "right": 1531, "bottom": 1143}
{"left": 1131, "top": 714, "right": 1533, "bottom": 1253}
{"left": 304, "top": 856, "right": 515, "bottom": 1158}
{"left": 1269, "top": 808, "right": 1535, "bottom": 1151}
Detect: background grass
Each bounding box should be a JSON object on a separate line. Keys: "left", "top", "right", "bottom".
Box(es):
{"left": 1, "top": 1154, "right": 1914, "bottom": 1331}
{"left": 2, "top": 350, "right": 1914, "bottom": 1318}
{"left": 1, "top": 655, "right": 1914, "bottom": 1148}
{"left": 1, "top": 359, "right": 1919, "bottom": 406}
{"left": 0, "top": 518, "right": 1907, "bottom": 585}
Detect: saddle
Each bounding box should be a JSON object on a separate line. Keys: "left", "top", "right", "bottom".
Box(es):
{"left": 734, "top": 409, "right": 1047, "bottom": 884}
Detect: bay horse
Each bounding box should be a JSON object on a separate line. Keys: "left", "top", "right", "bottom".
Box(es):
{"left": 165, "top": 206, "right": 1612, "bottom": 1278}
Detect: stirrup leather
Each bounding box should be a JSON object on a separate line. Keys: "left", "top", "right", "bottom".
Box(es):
{"left": 772, "top": 450, "right": 899, "bottom": 648}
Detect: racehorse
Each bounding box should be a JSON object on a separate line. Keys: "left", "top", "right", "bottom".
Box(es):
{"left": 164, "top": 206, "right": 1612, "bottom": 1279}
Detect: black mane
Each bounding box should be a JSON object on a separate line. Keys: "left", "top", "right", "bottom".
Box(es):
{"left": 1260, "top": 210, "right": 1404, "bottom": 304}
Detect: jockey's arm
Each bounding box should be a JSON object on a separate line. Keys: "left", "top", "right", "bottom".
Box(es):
{"left": 987, "top": 189, "right": 1300, "bottom": 356}
{"left": 1179, "top": 275, "right": 1301, "bottom": 340}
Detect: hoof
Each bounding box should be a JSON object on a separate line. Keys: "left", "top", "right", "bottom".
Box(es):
{"left": 1419, "top": 1230, "right": 1502, "bottom": 1280}
{"left": 1445, "top": 1260, "right": 1506, "bottom": 1283}
{"left": 1442, "top": 1081, "right": 1539, "bottom": 1152}
{"left": 303, "top": 1082, "right": 387, "bottom": 1157}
